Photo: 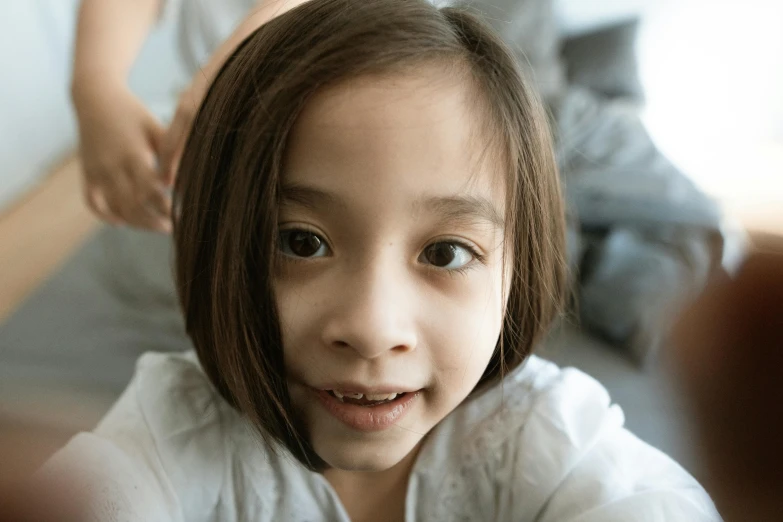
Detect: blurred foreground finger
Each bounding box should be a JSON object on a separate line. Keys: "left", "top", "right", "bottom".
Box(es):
{"left": 84, "top": 186, "right": 121, "bottom": 226}
{"left": 668, "top": 252, "right": 783, "bottom": 521}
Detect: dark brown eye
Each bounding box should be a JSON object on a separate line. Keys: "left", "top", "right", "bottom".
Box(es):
{"left": 421, "top": 242, "right": 474, "bottom": 269}
{"left": 279, "top": 230, "right": 327, "bottom": 258}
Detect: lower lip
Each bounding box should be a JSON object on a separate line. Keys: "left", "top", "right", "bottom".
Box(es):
{"left": 313, "top": 389, "right": 420, "bottom": 432}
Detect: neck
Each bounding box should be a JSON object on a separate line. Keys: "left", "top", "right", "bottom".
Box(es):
{"left": 323, "top": 443, "right": 422, "bottom": 522}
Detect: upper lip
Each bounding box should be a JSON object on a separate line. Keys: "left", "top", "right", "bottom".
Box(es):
{"left": 314, "top": 382, "right": 422, "bottom": 394}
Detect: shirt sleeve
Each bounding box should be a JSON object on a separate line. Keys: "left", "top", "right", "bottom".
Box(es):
{"left": 36, "top": 381, "right": 183, "bottom": 520}
{"left": 536, "top": 428, "right": 723, "bottom": 521}
{"left": 526, "top": 369, "right": 723, "bottom": 522}
{"left": 35, "top": 352, "right": 226, "bottom": 522}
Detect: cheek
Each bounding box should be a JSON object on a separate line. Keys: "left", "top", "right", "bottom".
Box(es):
{"left": 426, "top": 269, "right": 505, "bottom": 392}
{"left": 273, "top": 278, "right": 323, "bottom": 366}
{"left": 273, "top": 282, "right": 295, "bottom": 342}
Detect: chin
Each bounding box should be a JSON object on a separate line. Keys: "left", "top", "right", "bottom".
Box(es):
{"left": 314, "top": 433, "right": 421, "bottom": 472}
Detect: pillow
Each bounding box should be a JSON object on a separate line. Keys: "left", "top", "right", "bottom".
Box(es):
{"left": 560, "top": 18, "right": 644, "bottom": 102}
{"left": 554, "top": 0, "right": 650, "bottom": 37}
{"left": 471, "top": 0, "right": 566, "bottom": 101}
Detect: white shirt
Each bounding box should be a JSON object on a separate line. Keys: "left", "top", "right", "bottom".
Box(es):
{"left": 39, "top": 351, "right": 722, "bottom": 521}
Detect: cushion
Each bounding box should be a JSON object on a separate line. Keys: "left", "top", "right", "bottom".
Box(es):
{"left": 471, "top": 0, "right": 566, "bottom": 101}
{"left": 561, "top": 18, "right": 644, "bottom": 102}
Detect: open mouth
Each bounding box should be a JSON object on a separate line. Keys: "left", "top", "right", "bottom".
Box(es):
{"left": 326, "top": 390, "right": 409, "bottom": 407}
{"left": 315, "top": 388, "right": 421, "bottom": 431}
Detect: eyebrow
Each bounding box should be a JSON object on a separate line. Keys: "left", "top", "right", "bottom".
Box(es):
{"left": 280, "top": 184, "right": 505, "bottom": 229}
{"left": 418, "top": 194, "right": 505, "bottom": 230}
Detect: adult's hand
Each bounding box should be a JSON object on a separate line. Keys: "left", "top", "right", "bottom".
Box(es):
{"left": 73, "top": 82, "right": 171, "bottom": 233}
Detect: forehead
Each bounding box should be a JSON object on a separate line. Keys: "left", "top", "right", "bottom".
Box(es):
{"left": 283, "top": 67, "right": 506, "bottom": 209}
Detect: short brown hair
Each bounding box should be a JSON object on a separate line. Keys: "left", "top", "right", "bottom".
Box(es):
{"left": 173, "top": 0, "right": 567, "bottom": 470}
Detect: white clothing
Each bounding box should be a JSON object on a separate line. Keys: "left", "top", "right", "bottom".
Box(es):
{"left": 40, "top": 351, "right": 722, "bottom": 521}
{"left": 160, "top": 0, "right": 257, "bottom": 74}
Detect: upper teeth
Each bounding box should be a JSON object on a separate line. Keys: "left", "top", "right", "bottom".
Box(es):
{"left": 332, "top": 391, "right": 399, "bottom": 401}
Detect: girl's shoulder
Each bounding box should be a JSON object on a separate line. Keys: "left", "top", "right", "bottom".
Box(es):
{"left": 102, "top": 350, "right": 236, "bottom": 447}
{"left": 418, "top": 354, "right": 621, "bottom": 473}
{"left": 43, "top": 352, "right": 332, "bottom": 522}
{"left": 36, "top": 351, "right": 237, "bottom": 522}
{"left": 412, "top": 355, "right": 720, "bottom": 521}
{"left": 99, "top": 351, "right": 238, "bottom": 518}
{"left": 122, "top": 350, "right": 225, "bottom": 421}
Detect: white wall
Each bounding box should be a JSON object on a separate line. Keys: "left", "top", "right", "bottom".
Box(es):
{"left": 0, "top": 0, "right": 79, "bottom": 211}
{"left": 559, "top": 0, "right": 783, "bottom": 223}
{"left": 638, "top": 0, "right": 783, "bottom": 217}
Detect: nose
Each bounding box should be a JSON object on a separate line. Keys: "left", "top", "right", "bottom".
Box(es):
{"left": 321, "top": 258, "right": 418, "bottom": 359}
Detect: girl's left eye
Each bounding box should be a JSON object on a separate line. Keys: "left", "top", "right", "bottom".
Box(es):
{"left": 279, "top": 229, "right": 330, "bottom": 258}
{"left": 419, "top": 241, "right": 478, "bottom": 270}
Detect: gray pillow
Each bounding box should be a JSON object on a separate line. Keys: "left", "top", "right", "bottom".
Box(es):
{"left": 561, "top": 18, "right": 644, "bottom": 102}
{"left": 469, "top": 0, "right": 566, "bottom": 101}
{"left": 578, "top": 225, "right": 716, "bottom": 367}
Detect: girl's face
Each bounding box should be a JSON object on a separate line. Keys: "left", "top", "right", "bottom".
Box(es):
{"left": 276, "top": 69, "right": 508, "bottom": 472}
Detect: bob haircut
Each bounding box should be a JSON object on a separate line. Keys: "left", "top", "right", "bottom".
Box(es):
{"left": 173, "top": 0, "right": 568, "bottom": 470}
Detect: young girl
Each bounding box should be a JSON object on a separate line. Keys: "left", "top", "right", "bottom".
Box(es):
{"left": 47, "top": 0, "right": 722, "bottom": 520}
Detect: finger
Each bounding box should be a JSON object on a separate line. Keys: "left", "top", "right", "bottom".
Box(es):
{"left": 144, "top": 183, "right": 173, "bottom": 218}
{"left": 84, "top": 186, "right": 122, "bottom": 226}
{"left": 120, "top": 195, "right": 169, "bottom": 232}
{"left": 668, "top": 267, "right": 734, "bottom": 388}
{"left": 119, "top": 168, "right": 172, "bottom": 233}
{"left": 672, "top": 253, "right": 783, "bottom": 389}
{"left": 671, "top": 254, "right": 783, "bottom": 430}
{"left": 138, "top": 186, "right": 173, "bottom": 234}
{"left": 130, "top": 151, "right": 174, "bottom": 232}
{"left": 135, "top": 145, "right": 173, "bottom": 217}
{"left": 100, "top": 170, "right": 137, "bottom": 225}
{"left": 668, "top": 253, "right": 783, "bottom": 520}
{"left": 103, "top": 166, "right": 168, "bottom": 233}
{"left": 145, "top": 116, "right": 167, "bottom": 157}
{"left": 81, "top": 163, "right": 122, "bottom": 225}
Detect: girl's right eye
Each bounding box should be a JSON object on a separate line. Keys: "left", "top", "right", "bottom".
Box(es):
{"left": 278, "top": 229, "right": 330, "bottom": 258}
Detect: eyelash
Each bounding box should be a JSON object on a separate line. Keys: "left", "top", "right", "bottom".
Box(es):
{"left": 277, "top": 228, "right": 486, "bottom": 276}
